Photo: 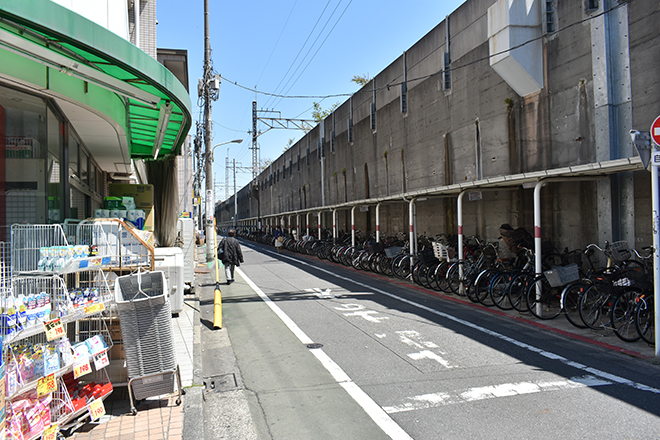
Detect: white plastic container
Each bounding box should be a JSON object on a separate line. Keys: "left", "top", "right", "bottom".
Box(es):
{"left": 153, "top": 247, "right": 184, "bottom": 315}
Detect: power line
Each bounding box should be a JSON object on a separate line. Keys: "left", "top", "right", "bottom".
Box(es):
{"left": 262, "top": 0, "right": 334, "bottom": 110}
{"left": 272, "top": 0, "right": 350, "bottom": 109}
{"left": 255, "top": 0, "right": 299, "bottom": 87}
{"left": 222, "top": 1, "right": 630, "bottom": 103}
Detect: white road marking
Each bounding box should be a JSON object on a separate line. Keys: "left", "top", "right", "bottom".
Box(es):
{"left": 259, "top": 248, "right": 660, "bottom": 396}
{"left": 306, "top": 287, "right": 334, "bottom": 298}
{"left": 237, "top": 267, "right": 413, "bottom": 440}
{"left": 396, "top": 330, "right": 439, "bottom": 349}
{"left": 383, "top": 375, "right": 613, "bottom": 414}
{"left": 407, "top": 350, "right": 453, "bottom": 368}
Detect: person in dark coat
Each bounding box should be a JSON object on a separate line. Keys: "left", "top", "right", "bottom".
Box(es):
{"left": 220, "top": 228, "right": 243, "bottom": 284}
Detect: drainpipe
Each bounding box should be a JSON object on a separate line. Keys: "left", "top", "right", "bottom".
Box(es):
{"left": 318, "top": 211, "right": 322, "bottom": 240}
{"left": 351, "top": 206, "right": 356, "bottom": 247}
{"left": 296, "top": 214, "right": 300, "bottom": 239}
{"left": 376, "top": 203, "right": 381, "bottom": 243}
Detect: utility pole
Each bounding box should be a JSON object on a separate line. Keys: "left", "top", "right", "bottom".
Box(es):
{"left": 202, "top": 0, "right": 220, "bottom": 261}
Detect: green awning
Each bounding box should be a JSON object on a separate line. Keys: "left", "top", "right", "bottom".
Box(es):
{"left": 0, "top": 0, "right": 191, "bottom": 159}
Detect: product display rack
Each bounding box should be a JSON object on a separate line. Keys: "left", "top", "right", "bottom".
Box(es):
{"left": 2, "top": 224, "right": 116, "bottom": 439}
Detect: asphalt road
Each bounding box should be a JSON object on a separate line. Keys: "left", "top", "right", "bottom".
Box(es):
{"left": 217, "top": 240, "right": 660, "bottom": 440}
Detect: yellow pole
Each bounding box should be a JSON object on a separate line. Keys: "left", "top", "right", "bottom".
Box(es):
{"left": 213, "top": 219, "right": 223, "bottom": 328}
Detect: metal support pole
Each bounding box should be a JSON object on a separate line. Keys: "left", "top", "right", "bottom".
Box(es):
{"left": 534, "top": 180, "right": 544, "bottom": 317}
{"left": 318, "top": 212, "right": 322, "bottom": 240}
{"left": 457, "top": 191, "right": 465, "bottom": 283}
{"left": 652, "top": 150, "right": 660, "bottom": 357}
{"left": 333, "top": 209, "right": 337, "bottom": 243}
{"left": 306, "top": 213, "right": 310, "bottom": 237}
{"left": 233, "top": 158, "right": 237, "bottom": 230}
{"left": 376, "top": 203, "right": 381, "bottom": 243}
{"left": 408, "top": 198, "right": 415, "bottom": 258}
{"left": 351, "top": 206, "right": 356, "bottom": 247}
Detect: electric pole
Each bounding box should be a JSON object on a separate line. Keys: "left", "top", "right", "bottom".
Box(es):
{"left": 202, "top": 0, "right": 220, "bottom": 261}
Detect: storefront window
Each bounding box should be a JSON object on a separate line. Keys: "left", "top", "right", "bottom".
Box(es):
{"left": 0, "top": 85, "right": 48, "bottom": 228}
{"left": 47, "top": 106, "right": 62, "bottom": 223}
{"left": 80, "top": 150, "right": 88, "bottom": 186}
{"left": 69, "top": 135, "right": 79, "bottom": 180}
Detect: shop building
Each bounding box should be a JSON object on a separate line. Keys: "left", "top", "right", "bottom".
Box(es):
{"left": 0, "top": 0, "right": 192, "bottom": 238}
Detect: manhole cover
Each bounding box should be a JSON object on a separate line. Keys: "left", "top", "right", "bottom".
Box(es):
{"left": 306, "top": 343, "right": 323, "bottom": 349}
{"left": 203, "top": 374, "right": 237, "bottom": 393}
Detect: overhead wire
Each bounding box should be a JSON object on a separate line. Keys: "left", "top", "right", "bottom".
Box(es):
{"left": 262, "top": 0, "right": 334, "bottom": 110}
{"left": 270, "top": 0, "right": 349, "bottom": 110}
{"left": 222, "top": 0, "right": 630, "bottom": 103}
{"left": 255, "top": 0, "right": 299, "bottom": 88}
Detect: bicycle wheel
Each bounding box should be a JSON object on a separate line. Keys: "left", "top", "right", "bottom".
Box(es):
{"left": 433, "top": 262, "right": 451, "bottom": 293}
{"left": 489, "top": 272, "right": 513, "bottom": 310}
{"left": 380, "top": 256, "right": 394, "bottom": 276}
{"left": 472, "top": 269, "right": 498, "bottom": 306}
{"left": 610, "top": 289, "right": 642, "bottom": 342}
{"left": 426, "top": 263, "right": 442, "bottom": 290}
{"left": 392, "top": 255, "right": 411, "bottom": 279}
{"left": 635, "top": 295, "right": 654, "bottom": 345}
{"left": 526, "top": 276, "right": 562, "bottom": 320}
{"left": 417, "top": 263, "right": 433, "bottom": 288}
{"left": 560, "top": 281, "right": 589, "bottom": 329}
{"left": 578, "top": 285, "right": 610, "bottom": 330}
{"left": 445, "top": 262, "right": 463, "bottom": 295}
{"left": 508, "top": 272, "right": 534, "bottom": 312}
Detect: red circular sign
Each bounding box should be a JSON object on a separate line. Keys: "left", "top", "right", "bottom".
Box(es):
{"left": 651, "top": 116, "right": 660, "bottom": 146}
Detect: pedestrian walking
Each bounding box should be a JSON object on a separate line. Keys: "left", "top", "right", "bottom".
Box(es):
{"left": 274, "top": 225, "right": 284, "bottom": 253}
{"left": 219, "top": 228, "right": 243, "bottom": 284}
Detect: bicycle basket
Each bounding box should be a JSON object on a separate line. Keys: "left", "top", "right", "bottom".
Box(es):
{"left": 432, "top": 242, "right": 449, "bottom": 261}
{"left": 384, "top": 246, "right": 403, "bottom": 258}
{"left": 418, "top": 250, "right": 438, "bottom": 265}
{"left": 543, "top": 263, "right": 580, "bottom": 287}
{"left": 610, "top": 241, "right": 631, "bottom": 262}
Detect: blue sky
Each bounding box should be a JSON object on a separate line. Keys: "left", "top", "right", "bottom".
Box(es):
{"left": 157, "top": 0, "right": 465, "bottom": 199}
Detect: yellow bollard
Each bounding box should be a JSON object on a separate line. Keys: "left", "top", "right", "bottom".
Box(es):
{"left": 213, "top": 284, "right": 223, "bottom": 328}
{"left": 212, "top": 218, "right": 223, "bottom": 328}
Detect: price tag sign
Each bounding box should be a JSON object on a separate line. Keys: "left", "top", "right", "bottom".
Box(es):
{"left": 44, "top": 319, "right": 66, "bottom": 341}
{"left": 42, "top": 423, "right": 59, "bottom": 440}
{"left": 84, "top": 302, "right": 105, "bottom": 315}
{"left": 88, "top": 398, "right": 106, "bottom": 421}
{"left": 37, "top": 374, "right": 57, "bottom": 397}
{"left": 73, "top": 360, "right": 92, "bottom": 379}
{"left": 93, "top": 351, "right": 110, "bottom": 370}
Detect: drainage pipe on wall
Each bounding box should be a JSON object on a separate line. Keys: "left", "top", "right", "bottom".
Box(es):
{"left": 318, "top": 211, "right": 322, "bottom": 241}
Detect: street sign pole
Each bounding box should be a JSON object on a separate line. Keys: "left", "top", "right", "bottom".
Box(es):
{"left": 651, "top": 116, "right": 660, "bottom": 356}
